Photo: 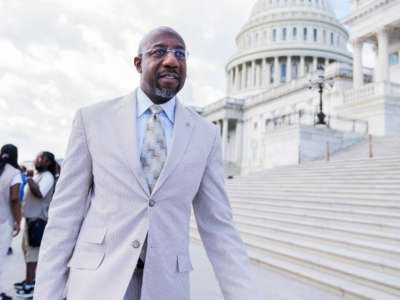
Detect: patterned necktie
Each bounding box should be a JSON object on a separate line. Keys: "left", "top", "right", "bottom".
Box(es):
{"left": 140, "top": 105, "right": 167, "bottom": 193}
{"left": 139, "top": 105, "right": 167, "bottom": 264}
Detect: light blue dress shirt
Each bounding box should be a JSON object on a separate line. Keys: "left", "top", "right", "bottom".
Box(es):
{"left": 136, "top": 88, "right": 176, "bottom": 157}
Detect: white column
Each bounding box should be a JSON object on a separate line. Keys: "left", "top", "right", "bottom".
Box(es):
{"left": 313, "top": 56, "right": 318, "bottom": 71}
{"left": 300, "top": 56, "right": 305, "bottom": 77}
{"left": 325, "top": 57, "right": 329, "bottom": 67}
{"left": 262, "top": 58, "right": 267, "bottom": 87}
{"left": 235, "top": 66, "right": 240, "bottom": 91}
{"left": 352, "top": 39, "right": 363, "bottom": 89}
{"left": 373, "top": 44, "right": 378, "bottom": 82}
{"left": 287, "top": 56, "right": 292, "bottom": 82}
{"left": 266, "top": 62, "right": 271, "bottom": 88}
{"left": 227, "top": 69, "right": 232, "bottom": 95}
{"left": 376, "top": 27, "right": 390, "bottom": 82}
{"left": 274, "top": 56, "right": 280, "bottom": 86}
{"left": 251, "top": 60, "right": 256, "bottom": 88}
{"left": 230, "top": 69, "right": 234, "bottom": 92}
{"left": 222, "top": 118, "right": 228, "bottom": 160}
{"left": 242, "top": 62, "right": 247, "bottom": 89}
{"left": 235, "top": 120, "right": 243, "bottom": 163}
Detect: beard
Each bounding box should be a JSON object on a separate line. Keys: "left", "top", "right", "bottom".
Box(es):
{"left": 154, "top": 87, "right": 178, "bottom": 100}
{"left": 154, "top": 79, "right": 181, "bottom": 100}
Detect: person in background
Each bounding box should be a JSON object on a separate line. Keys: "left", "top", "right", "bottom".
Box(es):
{"left": 7, "top": 165, "right": 27, "bottom": 256}
{"left": 0, "top": 144, "right": 22, "bottom": 300}
{"left": 15, "top": 152, "right": 56, "bottom": 298}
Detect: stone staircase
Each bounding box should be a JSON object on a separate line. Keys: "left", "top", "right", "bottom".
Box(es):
{"left": 190, "top": 156, "right": 400, "bottom": 299}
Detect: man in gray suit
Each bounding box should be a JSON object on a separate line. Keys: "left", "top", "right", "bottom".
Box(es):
{"left": 34, "top": 26, "right": 257, "bottom": 300}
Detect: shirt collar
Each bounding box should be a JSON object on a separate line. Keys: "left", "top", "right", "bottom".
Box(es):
{"left": 136, "top": 88, "right": 176, "bottom": 124}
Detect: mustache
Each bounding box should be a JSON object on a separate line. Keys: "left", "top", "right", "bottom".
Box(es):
{"left": 157, "top": 70, "right": 180, "bottom": 80}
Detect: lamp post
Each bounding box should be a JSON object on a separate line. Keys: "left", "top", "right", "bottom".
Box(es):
{"left": 308, "top": 67, "right": 330, "bottom": 126}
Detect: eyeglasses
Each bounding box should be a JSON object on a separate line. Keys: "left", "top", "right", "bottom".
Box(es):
{"left": 141, "top": 47, "right": 189, "bottom": 60}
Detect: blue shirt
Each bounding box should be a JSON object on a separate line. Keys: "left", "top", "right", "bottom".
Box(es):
{"left": 136, "top": 88, "right": 176, "bottom": 157}
{"left": 20, "top": 173, "right": 27, "bottom": 202}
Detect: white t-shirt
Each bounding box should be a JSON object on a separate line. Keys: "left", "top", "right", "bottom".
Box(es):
{"left": 35, "top": 172, "right": 55, "bottom": 198}
{"left": 10, "top": 173, "right": 23, "bottom": 187}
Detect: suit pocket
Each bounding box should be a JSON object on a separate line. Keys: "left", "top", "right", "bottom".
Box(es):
{"left": 79, "top": 227, "right": 106, "bottom": 244}
{"left": 67, "top": 250, "right": 104, "bottom": 270}
{"left": 177, "top": 254, "right": 194, "bottom": 273}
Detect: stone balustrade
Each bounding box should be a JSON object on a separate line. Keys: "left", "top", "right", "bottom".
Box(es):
{"left": 344, "top": 81, "right": 400, "bottom": 105}
{"left": 264, "top": 111, "right": 368, "bottom": 134}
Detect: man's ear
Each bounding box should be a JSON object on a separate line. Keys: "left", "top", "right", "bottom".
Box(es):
{"left": 134, "top": 56, "right": 142, "bottom": 73}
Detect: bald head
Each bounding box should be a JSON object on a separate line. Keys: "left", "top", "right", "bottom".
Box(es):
{"left": 138, "top": 26, "right": 185, "bottom": 56}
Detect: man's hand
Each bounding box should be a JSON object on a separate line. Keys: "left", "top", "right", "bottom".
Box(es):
{"left": 26, "top": 170, "right": 34, "bottom": 177}
{"left": 13, "top": 222, "right": 21, "bottom": 237}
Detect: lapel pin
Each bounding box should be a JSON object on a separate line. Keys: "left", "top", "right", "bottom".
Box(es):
{"left": 186, "top": 122, "right": 190, "bottom": 127}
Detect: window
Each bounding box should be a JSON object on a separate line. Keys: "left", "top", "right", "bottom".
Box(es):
{"left": 330, "top": 32, "right": 334, "bottom": 45}
{"left": 390, "top": 52, "right": 399, "bottom": 66}
{"left": 303, "top": 28, "right": 307, "bottom": 41}
{"left": 313, "top": 29, "right": 317, "bottom": 42}
{"left": 293, "top": 27, "right": 297, "bottom": 39}
{"left": 281, "top": 64, "right": 287, "bottom": 83}
{"left": 282, "top": 28, "right": 287, "bottom": 41}
{"left": 273, "top": 29, "right": 277, "bottom": 41}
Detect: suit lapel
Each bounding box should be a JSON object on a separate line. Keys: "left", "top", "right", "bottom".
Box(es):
{"left": 116, "top": 90, "right": 150, "bottom": 197}
{"left": 151, "top": 99, "right": 194, "bottom": 196}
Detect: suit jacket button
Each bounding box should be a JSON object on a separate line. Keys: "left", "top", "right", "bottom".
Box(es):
{"left": 149, "top": 200, "right": 156, "bottom": 207}
{"left": 132, "top": 240, "right": 140, "bottom": 248}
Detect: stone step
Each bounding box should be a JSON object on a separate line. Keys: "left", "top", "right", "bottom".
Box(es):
{"left": 244, "top": 163, "right": 400, "bottom": 172}
{"left": 230, "top": 206, "right": 400, "bottom": 234}
{"left": 227, "top": 181, "right": 400, "bottom": 189}
{"left": 227, "top": 190, "right": 400, "bottom": 201}
{"left": 192, "top": 219, "right": 400, "bottom": 260}
{"left": 269, "top": 157, "right": 400, "bottom": 168}
{"left": 233, "top": 220, "right": 400, "bottom": 264}
{"left": 227, "top": 185, "right": 400, "bottom": 196}
{"left": 233, "top": 173, "right": 400, "bottom": 184}
{"left": 190, "top": 231, "right": 400, "bottom": 300}
{"left": 242, "top": 170, "right": 400, "bottom": 179}
{"left": 229, "top": 196, "right": 400, "bottom": 210}
{"left": 231, "top": 211, "right": 400, "bottom": 247}
{"left": 222, "top": 221, "right": 400, "bottom": 276}
{"left": 234, "top": 174, "right": 400, "bottom": 182}
{"left": 229, "top": 200, "right": 400, "bottom": 220}
{"left": 229, "top": 198, "right": 400, "bottom": 214}
{"left": 228, "top": 178, "right": 400, "bottom": 185}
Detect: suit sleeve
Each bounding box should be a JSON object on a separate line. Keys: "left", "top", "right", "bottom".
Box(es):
{"left": 193, "top": 126, "right": 259, "bottom": 300}
{"left": 34, "top": 109, "right": 93, "bottom": 300}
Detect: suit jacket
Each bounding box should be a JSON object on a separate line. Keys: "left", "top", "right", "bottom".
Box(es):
{"left": 34, "top": 90, "right": 257, "bottom": 300}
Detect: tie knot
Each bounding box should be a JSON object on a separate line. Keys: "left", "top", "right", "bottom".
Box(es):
{"left": 149, "top": 105, "right": 163, "bottom": 115}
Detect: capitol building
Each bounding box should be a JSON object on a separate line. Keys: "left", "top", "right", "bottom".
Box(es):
{"left": 200, "top": 0, "right": 400, "bottom": 175}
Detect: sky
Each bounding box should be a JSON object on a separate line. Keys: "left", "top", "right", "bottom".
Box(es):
{"left": 0, "top": 0, "right": 355, "bottom": 162}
